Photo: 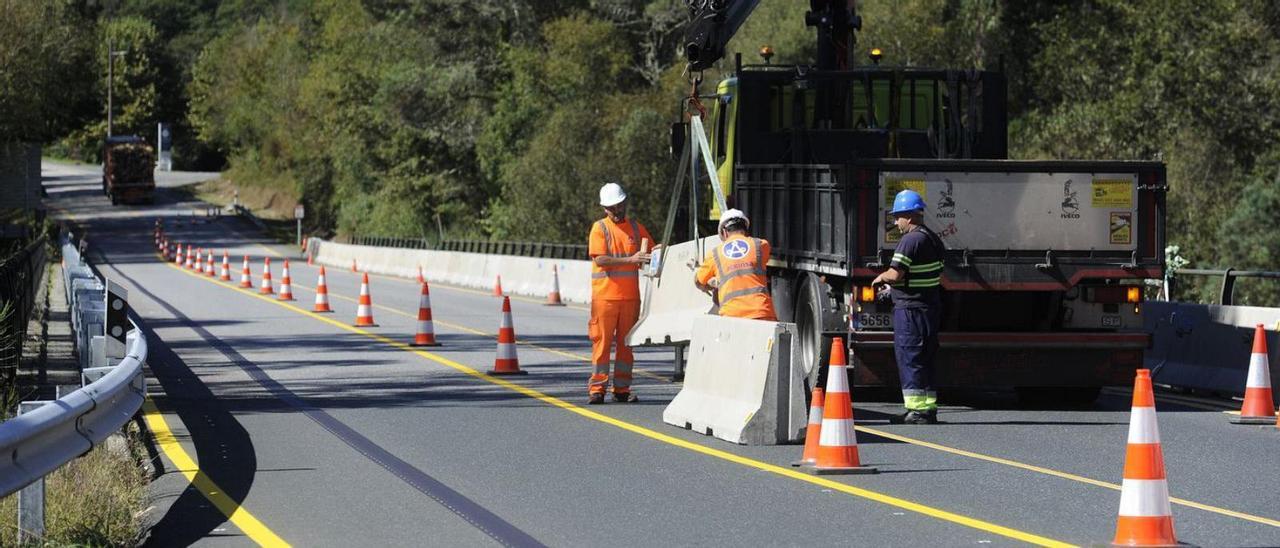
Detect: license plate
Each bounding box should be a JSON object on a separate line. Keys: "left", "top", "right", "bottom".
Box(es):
{"left": 856, "top": 313, "right": 893, "bottom": 329}
{"left": 1101, "top": 315, "right": 1121, "bottom": 328}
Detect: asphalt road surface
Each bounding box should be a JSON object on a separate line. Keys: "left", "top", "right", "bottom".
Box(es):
{"left": 43, "top": 161, "right": 1280, "bottom": 547}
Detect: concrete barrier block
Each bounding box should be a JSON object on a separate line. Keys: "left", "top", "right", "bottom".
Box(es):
{"left": 628, "top": 237, "right": 717, "bottom": 347}
{"left": 663, "top": 315, "right": 807, "bottom": 445}
{"left": 312, "top": 240, "right": 594, "bottom": 304}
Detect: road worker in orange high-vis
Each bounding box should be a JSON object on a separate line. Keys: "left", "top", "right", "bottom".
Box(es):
{"left": 587, "top": 182, "right": 656, "bottom": 405}
{"left": 695, "top": 209, "right": 778, "bottom": 321}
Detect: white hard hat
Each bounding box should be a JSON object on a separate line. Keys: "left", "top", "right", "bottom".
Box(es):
{"left": 599, "top": 182, "right": 627, "bottom": 207}
{"left": 718, "top": 208, "right": 749, "bottom": 232}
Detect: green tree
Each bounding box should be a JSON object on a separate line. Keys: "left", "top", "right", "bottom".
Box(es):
{"left": 0, "top": 0, "right": 97, "bottom": 142}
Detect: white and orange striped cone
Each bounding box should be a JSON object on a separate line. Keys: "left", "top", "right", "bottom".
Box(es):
{"left": 416, "top": 265, "right": 425, "bottom": 284}
{"left": 791, "top": 387, "right": 825, "bottom": 467}
{"left": 219, "top": 252, "right": 231, "bottom": 281}
{"left": 354, "top": 273, "right": 377, "bottom": 326}
{"left": 161, "top": 240, "right": 170, "bottom": 260}
{"left": 194, "top": 248, "right": 204, "bottom": 272}
{"left": 411, "top": 281, "right": 441, "bottom": 347}
{"left": 239, "top": 256, "right": 253, "bottom": 288}
{"left": 802, "top": 339, "right": 876, "bottom": 475}
{"left": 488, "top": 296, "right": 526, "bottom": 375}
{"left": 493, "top": 275, "right": 504, "bottom": 297}
{"left": 544, "top": 265, "right": 565, "bottom": 306}
{"left": 1112, "top": 368, "right": 1178, "bottom": 546}
{"left": 351, "top": 258, "right": 358, "bottom": 273}
{"left": 313, "top": 266, "right": 333, "bottom": 313}
{"left": 1230, "top": 324, "right": 1276, "bottom": 424}
{"left": 184, "top": 246, "right": 194, "bottom": 269}
{"left": 259, "top": 257, "right": 274, "bottom": 295}
{"left": 206, "top": 253, "right": 216, "bottom": 277}
{"left": 277, "top": 259, "right": 295, "bottom": 301}
{"left": 174, "top": 243, "right": 183, "bottom": 265}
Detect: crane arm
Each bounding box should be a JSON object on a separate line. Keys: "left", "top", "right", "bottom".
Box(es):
{"left": 682, "top": 0, "right": 762, "bottom": 73}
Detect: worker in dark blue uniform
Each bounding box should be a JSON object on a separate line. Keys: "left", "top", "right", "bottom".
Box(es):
{"left": 871, "top": 189, "right": 946, "bottom": 424}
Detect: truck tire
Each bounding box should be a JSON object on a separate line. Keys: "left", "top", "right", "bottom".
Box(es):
{"left": 794, "top": 272, "right": 832, "bottom": 390}
{"left": 110, "top": 193, "right": 118, "bottom": 205}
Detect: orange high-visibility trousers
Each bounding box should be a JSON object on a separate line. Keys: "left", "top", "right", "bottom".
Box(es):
{"left": 589, "top": 299, "right": 640, "bottom": 395}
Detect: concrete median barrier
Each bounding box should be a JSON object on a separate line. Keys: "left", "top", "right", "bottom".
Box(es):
{"left": 309, "top": 239, "right": 594, "bottom": 304}
{"left": 663, "top": 315, "right": 807, "bottom": 445}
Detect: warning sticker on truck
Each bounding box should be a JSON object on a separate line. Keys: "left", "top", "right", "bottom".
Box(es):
{"left": 1110, "top": 212, "right": 1132, "bottom": 244}
{"left": 1091, "top": 179, "right": 1133, "bottom": 208}
{"left": 884, "top": 178, "right": 926, "bottom": 207}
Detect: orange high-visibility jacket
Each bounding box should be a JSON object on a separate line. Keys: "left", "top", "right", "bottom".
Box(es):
{"left": 695, "top": 234, "right": 777, "bottom": 320}
{"left": 589, "top": 217, "right": 652, "bottom": 301}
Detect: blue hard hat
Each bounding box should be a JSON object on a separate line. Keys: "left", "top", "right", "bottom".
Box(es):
{"left": 890, "top": 189, "right": 926, "bottom": 215}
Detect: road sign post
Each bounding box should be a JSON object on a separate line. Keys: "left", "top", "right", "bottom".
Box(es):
{"left": 104, "top": 280, "right": 128, "bottom": 359}
{"left": 295, "top": 204, "right": 305, "bottom": 246}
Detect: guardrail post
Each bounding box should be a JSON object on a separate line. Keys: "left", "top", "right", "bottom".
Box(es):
{"left": 16, "top": 401, "right": 50, "bottom": 544}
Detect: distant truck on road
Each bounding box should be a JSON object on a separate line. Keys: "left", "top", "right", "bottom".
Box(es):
{"left": 102, "top": 135, "right": 155, "bottom": 205}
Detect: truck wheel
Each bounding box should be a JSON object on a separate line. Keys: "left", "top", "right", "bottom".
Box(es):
{"left": 794, "top": 273, "right": 832, "bottom": 390}
{"left": 110, "top": 193, "right": 118, "bottom": 205}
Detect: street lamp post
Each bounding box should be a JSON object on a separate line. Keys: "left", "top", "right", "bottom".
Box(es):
{"left": 106, "top": 46, "right": 127, "bottom": 137}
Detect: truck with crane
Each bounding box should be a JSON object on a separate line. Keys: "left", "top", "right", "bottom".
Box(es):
{"left": 637, "top": 0, "right": 1166, "bottom": 403}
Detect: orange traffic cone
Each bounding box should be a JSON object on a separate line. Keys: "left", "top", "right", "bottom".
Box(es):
{"left": 488, "top": 296, "right": 526, "bottom": 375}
{"left": 493, "top": 275, "right": 504, "bottom": 297}
{"left": 174, "top": 243, "right": 183, "bottom": 264}
{"left": 239, "top": 256, "right": 253, "bottom": 288}
{"left": 259, "top": 257, "right": 274, "bottom": 294}
{"left": 544, "top": 265, "right": 565, "bottom": 306}
{"left": 196, "top": 248, "right": 206, "bottom": 272}
{"left": 791, "top": 388, "right": 825, "bottom": 467}
{"left": 802, "top": 339, "right": 876, "bottom": 475}
{"left": 411, "top": 281, "right": 441, "bottom": 347}
{"left": 1112, "top": 369, "right": 1177, "bottom": 546}
{"left": 205, "top": 253, "right": 215, "bottom": 277}
{"left": 351, "top": 258, "right": 358, "bottom": 272}
{"left": 219, "top": 251, "right": 231, "bottom": 281}
{"left": 1230, "top": 324, "right": 1276, "bottom": 424}
{"left": 354, "top": 273, "right": 377, "bottom": 326}
{"left": 184, "top": 246, "right": 194, "bottom": 269}
{"left": 278, "top": 259, "right": 295, "bottom": 301}
{"left": 313, "top": 266, "right": 333, "bottom": 313}
{"left": 416, "top": 265, "right": 425, "bottom": 284}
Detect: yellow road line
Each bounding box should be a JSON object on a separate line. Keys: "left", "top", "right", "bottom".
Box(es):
{"left": 141, "top": 399, "right": 290, "bottom": 547}
{"left": 162, "top": 256, "right": 1072, "bottom": 547}
{"left": 856, "top": 427, "right": 1280, "bottom": 528}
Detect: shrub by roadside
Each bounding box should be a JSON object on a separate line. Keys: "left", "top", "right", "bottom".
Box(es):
{"left": 0, "top": 421, "right": 150, "bottom": 546}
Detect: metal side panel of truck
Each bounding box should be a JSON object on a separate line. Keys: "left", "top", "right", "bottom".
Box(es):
{"left": 736, "top": 159, "right": 1166, "bottom": 397}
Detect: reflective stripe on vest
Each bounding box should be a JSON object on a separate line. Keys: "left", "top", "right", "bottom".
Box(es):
{"left": 591, "top": 271, "right": 639, "bottom": 279}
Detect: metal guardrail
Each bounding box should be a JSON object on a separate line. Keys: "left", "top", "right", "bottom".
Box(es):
{"left": 348, "top": 236, "right": 589, "bottom": 260}
{"left": 437, "top": 239, "right": 588, "bottom": 261}
{"left": 0, "top": 232, "right": 49, "bottom": 380}
{"left": 0, "top": 235, "right": 147, "bottom": 499}
{"left": 1167, "top": 268, "right": 1280, "bottom": 306}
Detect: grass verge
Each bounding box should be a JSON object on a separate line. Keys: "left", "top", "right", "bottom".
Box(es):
{"left": 0, "top": 421, "right": 150, "bottom": 546}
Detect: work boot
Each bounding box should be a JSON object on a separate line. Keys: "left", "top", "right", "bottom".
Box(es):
{"left": 612, "top": 392, "right": 639, "bottom": 403}
{"left": 588, "top": 393, "right": 605, "bottom": 405}
{"left": 898, "top": 410, "right": 937, "bottom": 425}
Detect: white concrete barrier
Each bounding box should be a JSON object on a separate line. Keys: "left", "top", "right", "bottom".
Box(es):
{"left": 628, "top": 237, "right": 717, "bottom": 346}
{"left": 310, "top": 239, "right": 594, "bottom": 304}
{"left": 663, "top": 315, "right": 807, "bottom": 445}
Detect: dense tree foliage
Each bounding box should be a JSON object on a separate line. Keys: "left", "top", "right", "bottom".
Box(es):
{"left": 8, "top": 0, "right": 1280, "bottom": 303}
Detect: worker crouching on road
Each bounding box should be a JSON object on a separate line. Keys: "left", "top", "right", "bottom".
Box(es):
{"left": 871, "top": 190, "right": 946, "bottom": 425}
{"left": 587, "top": 182, "right": 656, "bottom": 405}
{"left": 694, "top": 209, "right": 778, "bottom": 321}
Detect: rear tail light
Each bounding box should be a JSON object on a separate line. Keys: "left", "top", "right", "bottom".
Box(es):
{"left": 858, "top": 286, "right": 875, "bottom": 302}
{"left": 1085, "top": 286, "right": 1143, "bottom": 304}
{"left": 1126, "top": 287, "right": 1141, "bottom": 303}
